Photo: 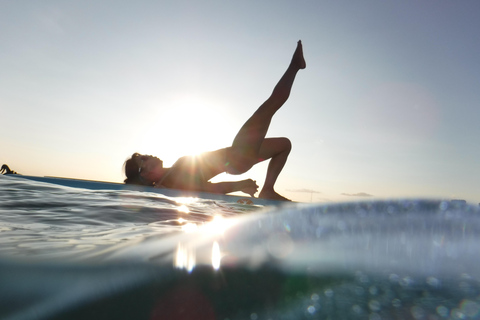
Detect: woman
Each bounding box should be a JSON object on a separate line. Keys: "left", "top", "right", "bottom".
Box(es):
{"left": 124, "top": 40, "right": 306, "bottom": 201}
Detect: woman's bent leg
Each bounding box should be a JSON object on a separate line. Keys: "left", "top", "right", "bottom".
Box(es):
{"left": 257, "top": 137, "right": 292, "bottom": 200}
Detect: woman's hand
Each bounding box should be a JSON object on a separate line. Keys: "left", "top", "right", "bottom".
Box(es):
{"left": 239, "top": 179, "right": 259, "bottom": 197}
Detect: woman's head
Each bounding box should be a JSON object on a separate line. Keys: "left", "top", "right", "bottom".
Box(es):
{"left": 124, "top": 153, "right": 164, "bottom": 186}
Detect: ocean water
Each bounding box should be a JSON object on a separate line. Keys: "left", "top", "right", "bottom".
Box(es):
{"left": 1, "top": 175, "right": 480, "bottom": 320}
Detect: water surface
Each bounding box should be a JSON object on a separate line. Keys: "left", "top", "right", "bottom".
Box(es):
{"left": 1, "top": 175, "right": 480, "bottom": 320}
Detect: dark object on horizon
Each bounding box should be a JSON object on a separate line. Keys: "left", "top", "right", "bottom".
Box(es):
{"left": 1, "top": 164, "right": 18, "bottom": 175}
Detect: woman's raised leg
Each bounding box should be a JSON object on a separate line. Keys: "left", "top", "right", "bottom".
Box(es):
{"left": 226, "top": 40, "right": 306, "bottom": 200}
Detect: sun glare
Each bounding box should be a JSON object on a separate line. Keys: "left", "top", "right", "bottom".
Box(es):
{"left": 212, "top": 241, "right": 221, "bottom": 270}
{"left": 175, "top": 242, "right": 196, "bottom": 272}
{"left": 139, "top": 95, "right": 235, "bottom": 165}
{"left": 204, "top": 215, "right": 234, "bottom": 235}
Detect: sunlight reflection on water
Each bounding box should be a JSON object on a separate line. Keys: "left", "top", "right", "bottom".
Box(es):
{"left": 2, "top": 176, "right": 480, "bottom": 319}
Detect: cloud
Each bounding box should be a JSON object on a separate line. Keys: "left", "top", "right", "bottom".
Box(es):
{"left": 341, "top": 192, "right": 373, "bottom": 197}
{"left": 287, "top": 188, "right": 322, "bottom": 194}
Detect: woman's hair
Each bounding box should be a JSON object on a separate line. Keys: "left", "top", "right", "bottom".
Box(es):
{"left": 123, "top": 153, "right": 154, "bottom": 186}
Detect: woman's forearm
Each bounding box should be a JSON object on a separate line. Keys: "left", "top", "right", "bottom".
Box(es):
{"left": 203, "top": 179, "right": 258, "bottom": 197}
{"left": 203, "top": 181, "right": 242, "bottom": 194}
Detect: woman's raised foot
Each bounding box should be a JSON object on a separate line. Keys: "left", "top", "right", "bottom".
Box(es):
{"left": 292, "top": 40, "right": 306, "bottom": 70}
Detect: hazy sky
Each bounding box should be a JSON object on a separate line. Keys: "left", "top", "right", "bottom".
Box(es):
{"left": 1, "top": 1, "right": 479, "bottom": 203}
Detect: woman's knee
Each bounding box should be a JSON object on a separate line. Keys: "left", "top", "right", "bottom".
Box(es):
{"left": 257, "top": 137, "right": 292, "bottom": 160}
{"left": 271, "top": 137, "right": 292, "bottom": 154}
{"left": 282, "top": 137, "right": 292, "bottom": 153}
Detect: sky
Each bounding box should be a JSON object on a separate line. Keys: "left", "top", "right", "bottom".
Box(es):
{"left": 1, "top": 1, "right": 479, "bottom": 203}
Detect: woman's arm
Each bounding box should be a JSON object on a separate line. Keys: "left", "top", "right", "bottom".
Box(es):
{"left": 157, "top": 177, "right": 258, "bottom": 197}
{"left": 202, "top": 179, "right": 259, "bottom": 197}
{"left": 155, "top": 156, "right": 258, "bottom": 196}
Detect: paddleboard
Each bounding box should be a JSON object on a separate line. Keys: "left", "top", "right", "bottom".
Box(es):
{"left": 8, "top": 175, "right": 287, "bottom": 207}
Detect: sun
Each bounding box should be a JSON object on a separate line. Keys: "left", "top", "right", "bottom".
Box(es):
{"left": 137, "top": 95, "right": 236, "bottom": 166}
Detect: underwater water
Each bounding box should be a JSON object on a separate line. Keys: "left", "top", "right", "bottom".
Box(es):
{"left": 1, "top": 175, "right": 480, "bottom": 320}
